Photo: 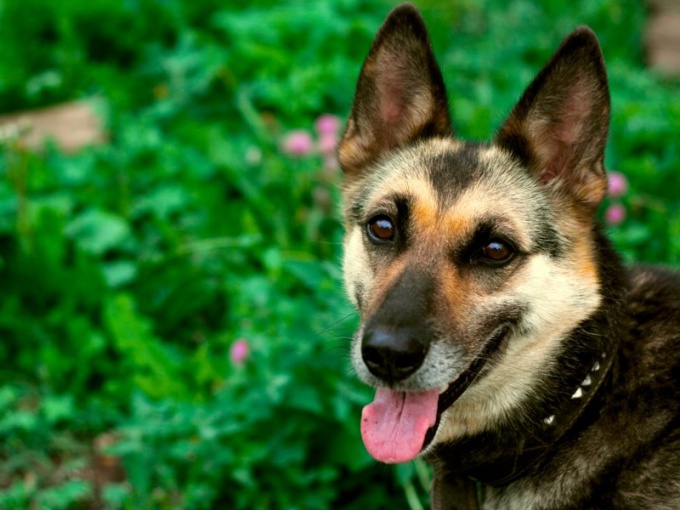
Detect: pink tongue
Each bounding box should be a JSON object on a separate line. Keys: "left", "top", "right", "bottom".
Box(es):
{"left": 361, "top": 388, "right": 439, "bottom": 464}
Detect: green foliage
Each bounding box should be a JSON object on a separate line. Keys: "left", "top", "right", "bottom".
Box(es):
{"left": 0, "top": 0, "right": 678, "bottom": 508}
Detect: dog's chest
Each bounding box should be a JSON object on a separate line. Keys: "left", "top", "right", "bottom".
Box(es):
{"left": 430, "top": 476, "right": 563, "bottom": 510}
{"left": 478, "top": 483, "right": 562, "bottom": 510}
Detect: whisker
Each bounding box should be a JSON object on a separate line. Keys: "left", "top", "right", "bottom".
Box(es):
{"left": 313, "top": 311, "right": 357, "bottom": 340}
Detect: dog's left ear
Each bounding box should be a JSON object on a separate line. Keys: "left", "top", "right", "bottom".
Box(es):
{"left": 496, "top": 27, "right": 610, "bottom": 208}
{"left": 339, "top": 4, "right": 453, "bottom": 177}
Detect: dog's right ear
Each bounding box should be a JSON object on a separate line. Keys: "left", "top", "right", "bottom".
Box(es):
{"left": 338, "top": 4, "right": 453, "bottom": 178}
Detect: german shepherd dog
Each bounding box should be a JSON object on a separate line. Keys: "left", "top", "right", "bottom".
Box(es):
{"left": 338, "top": 4, "right": 680, "bottom": 509}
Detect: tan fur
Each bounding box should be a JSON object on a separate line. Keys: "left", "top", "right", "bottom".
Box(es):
{"left": 430, "top": 251, "right": 602, "bottom": 445}
{"left": 338, "top": 119, "right": 366, "bottom": 176}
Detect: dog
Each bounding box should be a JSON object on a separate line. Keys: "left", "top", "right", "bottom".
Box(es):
{"left": 337, "top": 4, "right": 680, "bottom": 509}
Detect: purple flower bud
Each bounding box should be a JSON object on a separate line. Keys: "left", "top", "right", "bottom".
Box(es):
{"left": 607, "top": 171, "right": 628, "bottom": 198}
{"left": 282, "top": 131, "right": 313, "bottom": 156}
{"left": 605, "top": 203, "right": 626, "bottom": 225}
{"left": 230, "top": 339, "right": 249, "bottom": 365}
{"left": 315, "top": 115, "right": 341, "bottom": 136}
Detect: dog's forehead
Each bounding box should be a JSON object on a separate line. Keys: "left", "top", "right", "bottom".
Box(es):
{"left": 358, "top": 138, "right": 543, "bottom": 231}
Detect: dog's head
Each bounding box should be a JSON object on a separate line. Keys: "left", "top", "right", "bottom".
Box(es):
{"left": 338, "top": 4, "right": 610, "bottom": 463}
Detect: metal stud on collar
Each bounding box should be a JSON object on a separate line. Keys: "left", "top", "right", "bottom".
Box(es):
{"left": 542, "top": 352, "right": 608, "bottom": 427}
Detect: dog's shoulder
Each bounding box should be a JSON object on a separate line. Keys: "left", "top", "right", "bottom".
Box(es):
{"left": 619, "top": 264, "right": 680, "bottom": 399}
{"left": 629, "top": 264, "right": 680, "bottom": 303}
{"left": 627, "top": 264, "right": 680, "bottom": 344}
{"left": 597, "top": 264, "right": 680, "bottom": 507}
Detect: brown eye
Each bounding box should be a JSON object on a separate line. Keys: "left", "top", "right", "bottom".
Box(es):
{"left": 480, "top": 240, "right": 514, "bottom": 264}
{"left": 367, "top": 215, "right": 395, "bottom": 242}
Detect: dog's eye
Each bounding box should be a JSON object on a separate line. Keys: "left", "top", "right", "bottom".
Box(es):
{"left": 479, "top": 240, "right": 514, "bottom": 264}
{"left": 367, "top": 215, "right": 395, "bottom": 242}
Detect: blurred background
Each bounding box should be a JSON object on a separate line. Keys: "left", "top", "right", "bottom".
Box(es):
{"left": 0, "top": 0, "right": 678, "bottom": 508}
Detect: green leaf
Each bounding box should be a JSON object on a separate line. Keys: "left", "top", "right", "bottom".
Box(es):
{"left": 41, "top": 394, "right": 74, "bottom": 425}
{"left": 101, "top": 260, "right": 138, "bottom": 288}
{"left": 65, "top": 209, "right": 132, "bottom": 255}
{"left": 103, "top": 293, "right": 185, "bottom": 399}
{"left": 35, "top": 480, "right": 92, "bottom": 510}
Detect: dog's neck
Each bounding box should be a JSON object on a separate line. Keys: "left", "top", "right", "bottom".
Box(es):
{"left": 431, "top": 324, "right": 619, "bottom": 487}
{"left": 430, "top": 228, "right": 628, "bottom": 493}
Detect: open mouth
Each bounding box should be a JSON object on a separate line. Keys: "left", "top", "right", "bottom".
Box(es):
{"left": 360, "top": 325, "right": 511, "bottom": 464}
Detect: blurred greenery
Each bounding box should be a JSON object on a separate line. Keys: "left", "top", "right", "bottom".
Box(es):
{"left": 0, "top": 0, "right": 678, "bottom": 508}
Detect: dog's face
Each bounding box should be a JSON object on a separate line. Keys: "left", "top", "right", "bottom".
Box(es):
{"left": 339, "top": 5, "right": 610, "bottom": 464}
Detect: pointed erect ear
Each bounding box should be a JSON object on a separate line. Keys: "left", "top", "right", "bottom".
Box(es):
{"left": 338, "top": 4, "right": 453, "bottom": 177}
{"left": 496, "top": 27, "right": 610, "bottom": 208}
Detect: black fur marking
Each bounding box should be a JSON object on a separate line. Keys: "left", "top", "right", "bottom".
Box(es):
{"left": 349, "top": 198, "right": 365, "bottom": 225}
{"left": 426, "top": 143, "right": 487, "bottom": 204}
{"left": 365, "top": 267, "right": 436, "bottom": 342}
{"left": 395, "top": 196, "right": 411, "bottom": 250}
{"left": 354, "top": 282, "right": 364, "bottom": 311}
{"left": 533, "top": 219, "right": 562, "bottom": 258}
{"left": 496, "top": 132, "right": 532, "bottom": 169}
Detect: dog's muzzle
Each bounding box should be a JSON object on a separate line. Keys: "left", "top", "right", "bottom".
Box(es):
{"left": 359, "top": 323, "right": 512, "bottom": 464}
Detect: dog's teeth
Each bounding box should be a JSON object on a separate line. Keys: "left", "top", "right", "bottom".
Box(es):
{"left": 439, "top": 385, "right": 449, "bottom": 394}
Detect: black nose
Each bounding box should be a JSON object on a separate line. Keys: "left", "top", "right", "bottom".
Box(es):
{"left": 361, "top": 327, "right": 428, "bottom": 383}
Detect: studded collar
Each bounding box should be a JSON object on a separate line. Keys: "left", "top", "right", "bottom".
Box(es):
{"left": 430, "top": 343, "right": 617, "bottom": 509}
{"left": 471, "top": 347, "right": 615, "bottom": 486}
